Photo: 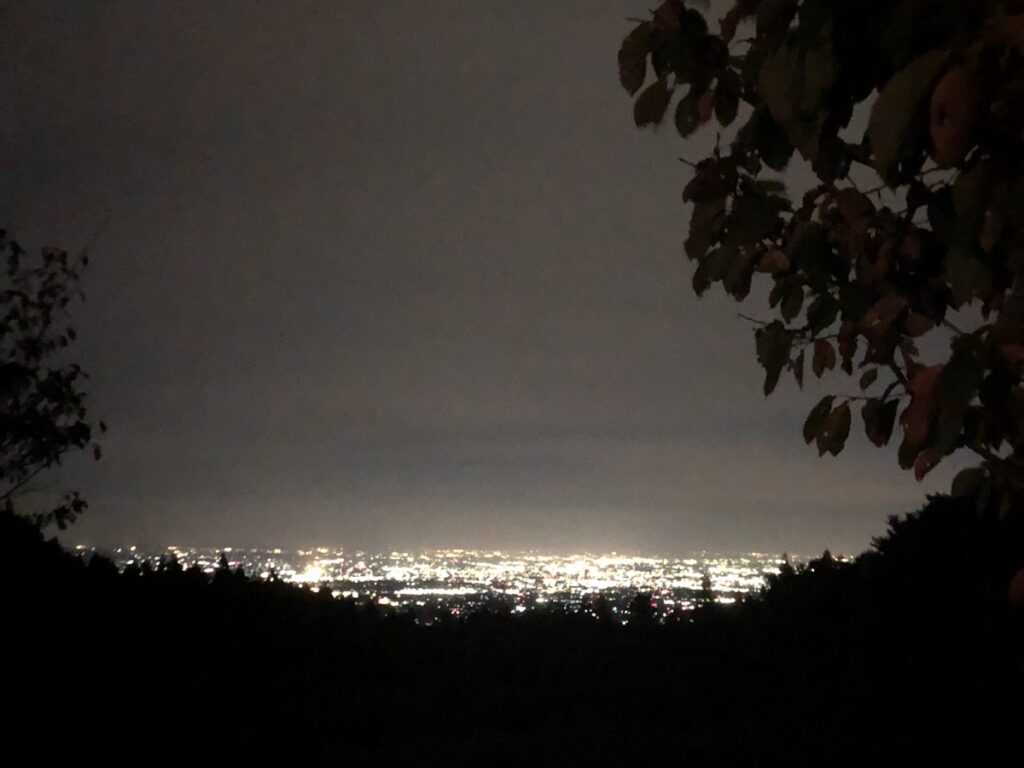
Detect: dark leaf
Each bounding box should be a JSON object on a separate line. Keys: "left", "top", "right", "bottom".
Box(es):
{"left": 725, "top": 193, "right": 789, "bottom": 249}
{"left": 803, "top": 395, "right": 835, "bottom": 444}
{"left": 937, "top": 338, "right": 984, "bottom": 405}
{"left": 692, "top": 262, "right": 711, "bottom": 296}
{"left": 757, "top": 0, "right": 799, "bottom": 43}
{"left": 913, "top": 448, "right": 942, "bottom": 480}
{"left": 859, "top": 368, "right": 878, "bottom": 390}
{"left": 787, "top": 222, "right": 834, "bottom": 278}
{"left": 737, "top": 107, "right": 794, "bottom": 171}
{"left": 904, "top": 311, "right": 935, "bottom": 337}
{"left": 755, "top": 321, "right": 793, "bottom": 395}
{"left": 703, "top": 244, "right": 740, "bottom": 282}
{"left": 812, "top": 132, "right": 849, "bottom": 182}
{"left": 929, "top": 65, "right": 978, "bottom": 168}
{"left": 862, "top": 398, "right": 898, "bottom": 447}
{"left": 759, "top": 42, "right": 801, "bottom": 136}
{"left": 619, "top": 22, "right": 652, "bottom": 95}
{"left": 675, "top": 88, "right": 707, "bottom": 138}
{"left": 686, "top": 198, "right": 726, "bottom": 261}
{"left": 945, "top": 248, "right": 992, "bottom": 307}
{"left": 951, "top": 467, "right": 986, "bottom": 498}
{"left": 953, "top": 161, "right": 993, "bottom": 244}
{"left": 714, "top": 69, "right": 742, "bottom": 126}
{"left": 806, "top": 293, "right": 839, "bottom": 333}
{"left": 867, "top": 50, "right": 945, "bottom": 185}
{"left": 861, "top": 294, "right": 908, "bottom": 339}
{"left": 781, "top": 283, "right": 804, "bottom": 322}
{"left": 817, "top": 401, "right": 852, "bottom": 456}
{"left": 723, "top": 250, "right": 756, "bottom": 300}
{"left": 834, "top": 188, "right": 874, "bottom": 224}
{"left": 634, "top": 79, "right": 672, "bottom": 127}
{"left": 812, "top": 339, "right": 836, "bottom": 378}
{"left": 683, "top": 157, "right": 738, "bottom": 203}
{"left": 899, "top": 364, "right": 943, "bottom": 463}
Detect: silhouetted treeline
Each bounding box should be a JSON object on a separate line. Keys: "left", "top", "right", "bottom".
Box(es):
{"left": 4, "top": 496, "right": 1022, "bottom": 765}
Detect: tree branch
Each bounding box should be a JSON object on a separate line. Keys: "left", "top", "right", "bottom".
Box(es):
{"left": 0, "top": 465, "right": 45, "bottom": 503}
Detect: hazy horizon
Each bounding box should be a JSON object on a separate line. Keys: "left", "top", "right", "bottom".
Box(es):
{"left": 64, "top": 506, "right": 863, "bottom": 559}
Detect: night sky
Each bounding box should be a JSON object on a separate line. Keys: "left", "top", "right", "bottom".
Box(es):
{"left": 1, "top": 1, "right": 960, "bottom": 554}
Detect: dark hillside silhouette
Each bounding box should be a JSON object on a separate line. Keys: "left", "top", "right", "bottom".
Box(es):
{"left": 4, "top": 496, "right": 1021, "bottom": 764}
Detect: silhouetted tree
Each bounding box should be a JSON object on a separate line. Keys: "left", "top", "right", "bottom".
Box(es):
{"left": 0, "top": 229, "right": 101, "bottom": 528}
{"left": 619, "top": 1, "right": 1024, "bottom": 515}
{"left": 696, "top": 569, "right": 716, "bottom": 606}
{"left": 627, "top": 591, "right": 656, "bottom": 623}
{"left": 158, "top": 552, "right": 183, "bottom": 575}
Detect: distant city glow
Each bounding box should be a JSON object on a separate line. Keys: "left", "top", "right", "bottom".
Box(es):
{"left": 295, "top": 564, "right": 325, "bottom": 583}
{"left": 91, "top": 546, "right": 833, "bottom": 622}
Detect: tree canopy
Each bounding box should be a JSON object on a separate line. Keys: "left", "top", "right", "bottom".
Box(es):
{"left": 0, "top": 230, "right": 101, "bottom": 527}
{"left": 620, "top": 0, "right": 1024, "bottom": 517}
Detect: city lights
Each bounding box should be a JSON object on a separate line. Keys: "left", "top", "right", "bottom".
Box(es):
{"left": 90, "top": 545, "right": 812, "bottom": 620}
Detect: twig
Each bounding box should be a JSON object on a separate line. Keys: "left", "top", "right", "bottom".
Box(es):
{"left": 888, "top": 361, "right": 909, "bottom": 386}
{"left": 738, "top": 312, "right": 770, "bottom": 326}
{"left": 968, "top": 444, "right": 1005, "bottom": 465}
{"left": 881, "top": 380, "right": 904, "bottom": 400}
{"left": 0, "top": 465, "right": 45, "bottom": 502}
{"left": 941, "top": 318, "right": 966, "bottom": 335}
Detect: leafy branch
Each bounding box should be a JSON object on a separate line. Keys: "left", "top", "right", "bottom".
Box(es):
{"left": 621, "top": 0, "right": 1024, "bottom": 517}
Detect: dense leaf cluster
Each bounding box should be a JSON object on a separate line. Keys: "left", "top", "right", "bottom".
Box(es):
{"left": 0, "top": 230, "right": 101, "bottom": 527}
{"left": 621, "top": 1, "right": 1024, "bottom": 513}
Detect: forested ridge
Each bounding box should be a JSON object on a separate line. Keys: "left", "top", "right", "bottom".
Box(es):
{"left": 4, "top": 496, "right": 1021, "bottom": 764}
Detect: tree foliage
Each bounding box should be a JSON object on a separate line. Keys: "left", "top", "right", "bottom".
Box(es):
{"left": 0, "top": 230, "right": 101, "bottom": 527}
{"left": 620, "top": 0, "right": 1024, "bottom": 516}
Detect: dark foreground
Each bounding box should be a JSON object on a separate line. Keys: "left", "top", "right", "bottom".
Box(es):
{"left": 4, "top": 496, "right": 1022, "bottom": 765}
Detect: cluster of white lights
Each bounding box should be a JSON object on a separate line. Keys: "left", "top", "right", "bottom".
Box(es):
{"left": 91, "top": 545, "right": 818, "bottom": 617}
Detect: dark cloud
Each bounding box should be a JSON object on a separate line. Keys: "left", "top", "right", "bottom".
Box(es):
{"left": 1, "top": 1, "right": 957, "bottom": 554}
